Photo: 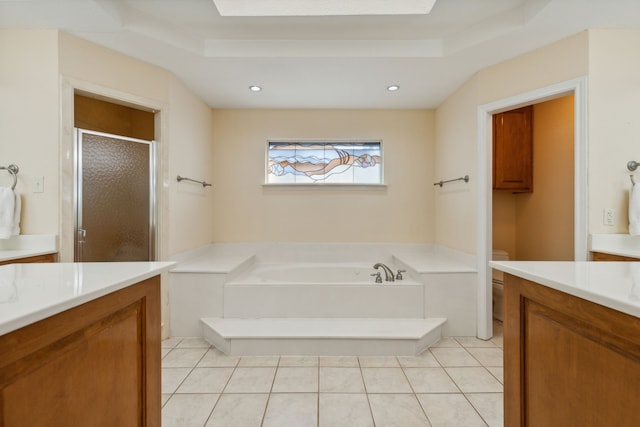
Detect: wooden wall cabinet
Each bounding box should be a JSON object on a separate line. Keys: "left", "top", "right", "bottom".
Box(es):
{"left": 504, "top": 274, "right": 640, "bottom": 426}
{"left": 0, "top": 276, "right": 161, "bottom": 426}
{"left": 493, "top": 106, "right": 533, "bottom": 193}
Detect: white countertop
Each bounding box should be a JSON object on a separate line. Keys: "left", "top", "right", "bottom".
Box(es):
{"left": 0, "top": 262, "right": 175, "bottom": 336}
{"left": 590, "top": 234, "right": 640, "bottom": 259}
{"left": 0, "top": 234, "right": 58, "bottom": 262}
{"left": 489, "top": 261, "right": 640, "bottom": 318}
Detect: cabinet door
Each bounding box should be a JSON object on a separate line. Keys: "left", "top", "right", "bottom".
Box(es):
{"left": 0, "top": 277, "right": 161, "bottom": 426}
{"left": 504, "top": 274, "right": 640, "bottom": 427}
{"left": 493, "top": 106, "right": 533, "bottom": 192}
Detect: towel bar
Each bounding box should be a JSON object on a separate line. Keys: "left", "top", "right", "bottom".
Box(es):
{"left": 0, "top": 164, "right": 19, "bottom": 190}
{"left": 177, "top": 175, "right": 212, "bottom": 188}
{"left": 433, "top": 175, "right": 469, "bottom": 188}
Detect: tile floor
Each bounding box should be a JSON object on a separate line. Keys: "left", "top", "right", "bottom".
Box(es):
{"left": 162, "top": 322, "right": 504, "bottom": 427}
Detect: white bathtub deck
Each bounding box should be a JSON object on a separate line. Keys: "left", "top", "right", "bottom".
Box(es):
{"left": 201, "top": 317, "right": 446, "bottom": 356}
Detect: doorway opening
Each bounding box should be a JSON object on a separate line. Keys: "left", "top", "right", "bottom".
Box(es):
{"left": 476, "top": 77, "right": 588, "bottom": 339}
{"left": 491, "top": 95, "right": 575, "bottom": 322}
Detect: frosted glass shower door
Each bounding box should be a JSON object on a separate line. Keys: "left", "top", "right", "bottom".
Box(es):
{"left": 75, "top": 129, "right": 155, "bottom": 262}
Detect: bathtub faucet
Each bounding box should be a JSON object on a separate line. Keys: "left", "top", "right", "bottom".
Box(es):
{"left": 373, "top": 263, "right": 395, "bottom": 282}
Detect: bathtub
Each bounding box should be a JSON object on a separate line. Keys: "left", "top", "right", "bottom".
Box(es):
{"left": 224, "top": 262, "right": 424, "bottom": 318}
{"left": 235, "top": 262, "right": 401, "bottom": 284}
{"left": 169, "top": 243, "right": 478, "bottom": 337}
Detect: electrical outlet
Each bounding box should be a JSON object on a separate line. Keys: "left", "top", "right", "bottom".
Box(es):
{"left": 33, "top": 176, "right": 44, "bottom": 193}
{"left": 604, "top": 208, "right": 614, "bottom": 226}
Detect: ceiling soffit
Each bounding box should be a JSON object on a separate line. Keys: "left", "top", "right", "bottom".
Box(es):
{"left": 90, "top": 0, "right": 551, "bottom": 58}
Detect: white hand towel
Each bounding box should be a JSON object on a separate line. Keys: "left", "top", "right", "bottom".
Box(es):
{"left": 12, "top": 191, "right": 21, "bottom": 236}
{"left": 630, "top": 182, "right": 640, "bottom": 235}
{"left": 0, "top": 187, "right": 15, "bottom": 239}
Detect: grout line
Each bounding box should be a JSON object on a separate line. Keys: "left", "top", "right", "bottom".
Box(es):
{"left": 258, "top": 357, "right": 279, "bottom": 427}
{"left": 316, "top": 362, "right": 320, "bottom": 427}
{"left": 202, "top": 347, "right": 241, "bottom": 426}
{"left": 162, "top": 344, "right": 226, "bottom": 425}
{"left": 439, "top": 344, "right": 502, "bottom": 426}
{"left": 462, "top": 392, "right": 492, "bottom": 427}
{"left": 357, "top": 356, "right": 378, "bottom": 426}
{"left": 398, "top": 358, "right": 434, "bottom": 425}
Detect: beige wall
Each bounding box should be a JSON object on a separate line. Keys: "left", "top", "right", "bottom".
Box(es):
{"left": 57, "top": 32, "right": 216, "bottom": 258}
{"left": 6, "top": 27, "right": 640, "bottom": 261}
{"left": 516, "top": 95, "right": 574, "bottom": 260}
{"left": 492, "top": 96, "right": 574, "bottom": 261}
{"left": 58, "top": 32, "right": 169, "bottom": 104}
{"left": 436, "top": 32, "right": 589, "bottom": 254}
{"left": 0, "top": 30, "right": 60, "bottom": 234}
{"left": 438, "top": 29, "right": 640, "bottom": 256}
{"left": 0, "top": 30, "right": 215, "bottom": 259}
{"left": 167, "top": 78, "right": 216, "bottom": 254}
{"left": 434, "top": 76, "right": 480, "bottom": 252}
{"left": 58, "top": 32, "right": 216, "bottom": 258}
{"left": 477, "top": 32, "right": 589, "bottom": 105}
{"left": 587, "top": 29, "right": 640, "bottom": 234}
{"left": 211, "top": 109, "right": 436, "bottom": 243}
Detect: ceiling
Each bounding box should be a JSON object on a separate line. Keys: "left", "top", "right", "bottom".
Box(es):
{"left": 2, "top": 0, "right": 640, "bottom": 109}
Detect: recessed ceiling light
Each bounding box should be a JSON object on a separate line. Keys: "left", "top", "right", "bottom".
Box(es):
{"left": 387, "top": 85, "right": 400, "bottom": 92}
{"left": 213, "top": 0, "right": 437, "bottom": 16}
{"left": 249, "top": 85, "right": 262, "bottom": 92}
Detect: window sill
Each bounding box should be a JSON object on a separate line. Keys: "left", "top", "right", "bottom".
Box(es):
{"left": 262, "top": 183, "right": 387, "bottom": 191}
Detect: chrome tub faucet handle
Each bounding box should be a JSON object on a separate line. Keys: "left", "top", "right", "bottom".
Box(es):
{"left": 373, "top": 263, "right": 395, "bottom": 282}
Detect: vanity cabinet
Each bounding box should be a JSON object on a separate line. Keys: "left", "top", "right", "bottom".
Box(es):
{"left": 493, "top": 106, "right": 533, "bottom": 192}
{"left": 504, "top": 273, "right": 640, "bottom": 426}
{"left": 591, "top": 251, "right": 640, "bottom": 261}
{"left": 0, "top": 253, "right": 55, "bottom": 265}
{"left": 0, "top": 275, "right": 161, "bottom": 426}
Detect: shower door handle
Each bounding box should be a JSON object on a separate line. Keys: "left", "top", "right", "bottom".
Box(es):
{"left": 78, "top": 228, "right": 86, "bottom": 243}
{"left": 76, "top": 228, "right": 86, "bottom": 262}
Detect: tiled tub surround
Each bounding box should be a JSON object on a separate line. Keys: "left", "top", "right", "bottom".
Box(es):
{"left": 161, "top": 326, "right": 504, "bottom": 427}
{"left": 169, "top": 243, "right": 477, "bottom": 350}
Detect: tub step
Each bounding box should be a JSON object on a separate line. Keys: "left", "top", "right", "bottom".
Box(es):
{"left": 200, "top": 317, "right": 447, "bottom": 356}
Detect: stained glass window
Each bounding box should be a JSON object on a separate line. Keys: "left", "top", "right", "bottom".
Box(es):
{"left": 266, "top": 141, "right": 382, "bottom": 184}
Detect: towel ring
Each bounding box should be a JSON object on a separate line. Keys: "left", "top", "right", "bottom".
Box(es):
{"left": 1, "top": 164, "right": 18, "bottom": 190}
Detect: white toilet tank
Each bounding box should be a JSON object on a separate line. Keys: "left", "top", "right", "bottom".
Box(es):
{"left": 492, "top": 249, "right": 509, "bottom": 281}
{"left": 491, "top": 249, "right": 509, "bottom": 322}
{"left": 492, "top": 249, "right": 509, "bottom": 261}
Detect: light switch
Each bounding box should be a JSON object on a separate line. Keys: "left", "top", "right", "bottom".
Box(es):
{"left": 604, "top": 208, "right": 614, "bottom": 226}
{"left": 33, "top": 176, "right": 44, "bottom": 193}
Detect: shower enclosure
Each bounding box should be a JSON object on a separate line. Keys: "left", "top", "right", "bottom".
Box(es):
{"left": 74, "top": 128, "right": 156, "bottom": 262}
